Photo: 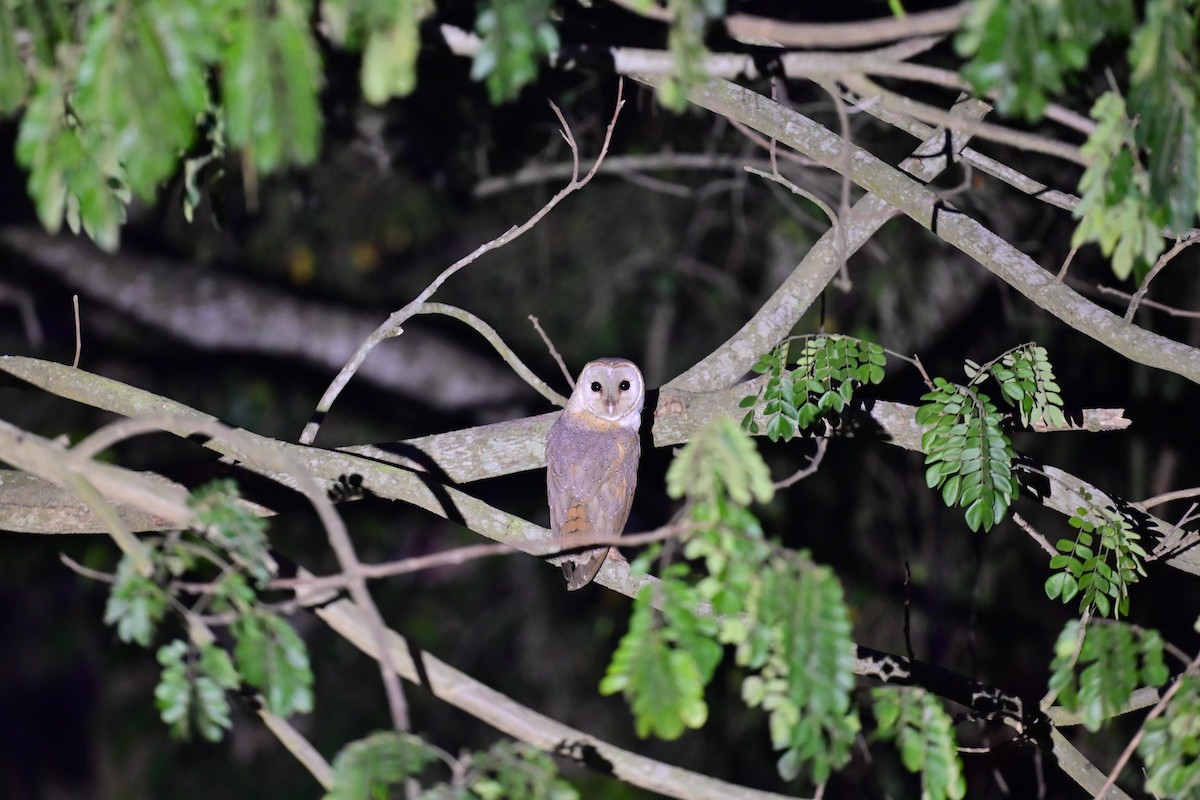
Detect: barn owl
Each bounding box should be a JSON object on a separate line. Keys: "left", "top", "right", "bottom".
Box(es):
{"left": 546, "top": 357, "right": 644, "bottom": 590}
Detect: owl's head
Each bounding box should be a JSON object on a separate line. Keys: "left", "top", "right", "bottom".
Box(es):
{"left": 568, "top": 357, "right": 645, "bottom": 427}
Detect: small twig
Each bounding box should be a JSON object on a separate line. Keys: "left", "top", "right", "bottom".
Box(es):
{"left": 606, "top": 0, "right": 672, "bottom": 21}
{"left": 1055, "top": 244, "right": 1080, "bottom": 283}
{"left": 1095, "top": 285, "right": 1200, "bottom": 318}
{"left": 818, "top": 78, "right": 853, "bottom": 290}
{"left": 71, "top": 294, "right": 81, "bottom": 368}
{"left": 729, "top": 117, "right": 822, "bottom": 167}
{"left": 528, "top": 315, "right": 574, "bottom": 391}
{"left": 1138, "top": 486, "right": 1200, "bottom": 509}
{"left": 417, "top": 303, "right": 567, "bottom": 406}
{"left": 1012, "top": 513, "right": 1057, "bottom": 557}
{"left": 300, "top": 81, "right": 625, "bottom": 445}
{"left": 1093, "top": 651, "right": 1200, "bottom": 799}
{"left": 1124, "top": 235, "right": 1200, "bottom": 322}
{"left": 259, "top": 709, "right": 334, "bottom": 789}
{"left": 773, "top": 436, "right": 829, "bottom": 489}
{"left": 744, "top": 166, "right": 837, "bottom": 229}
{"left": 60, "top": 552, "right": 117, "bottom": 582}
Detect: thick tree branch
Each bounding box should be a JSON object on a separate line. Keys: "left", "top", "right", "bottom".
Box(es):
{"left": 645, "top": 76, "right": 1200, "bottom": 388}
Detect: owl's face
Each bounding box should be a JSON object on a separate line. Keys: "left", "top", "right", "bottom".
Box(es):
{"left": 567, "top": 358, "right": 645, "bottom": 428}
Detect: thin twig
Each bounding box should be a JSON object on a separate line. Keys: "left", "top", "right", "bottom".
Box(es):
{"left": 71, "top": 294, "right": 81, "bottom": 368}
{"left": 1012, "top": 513, "right": 1057, "bottom": 557}
{"left": 1124, "top": 235, "right": 1200, "bottom": 322}
{"left": 1138, "top": 486, "right": 1200, "bottom": 509}
{"left": 1095, "top": 285, "right": 1200, "bottom": 318}
{"left": 773, "top": 436, "right": 829, "bottom": 489}
{"left": 1093, "top": 652, "right": 1200, "bottom": 799}
{"left": 300, "top": 81, "right": 626, "bottom": 445}
{"left": 60, "top": 552, "right": 117, "bottom": 582}
{"left": 818, "top": 79, "right": 853, "bottom": 290}
{"left": 528, "top": 315, "right": 574, "bottom": 390}
{"left": 1056, "top": 244, "right": 1080, "bottom": 283}
{"left": 417, "top": 303, "right": 567, "bottom": 406}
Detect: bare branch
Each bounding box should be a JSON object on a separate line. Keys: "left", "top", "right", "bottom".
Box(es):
{"left": 300, "top": 82, "right": 625, "bottom": 445}
{"left": 726, "top": 3, "right": 969, "bottom": 48}
{"left": 1123, "top": 234, "right": 1200, "bottom": 322}
{"left": 528, "top": 314, "right": 574, "bottom": 391}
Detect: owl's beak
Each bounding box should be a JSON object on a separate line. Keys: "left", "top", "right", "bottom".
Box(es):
{"left": 605, "top": 399, "right": 617, "bottom": 415}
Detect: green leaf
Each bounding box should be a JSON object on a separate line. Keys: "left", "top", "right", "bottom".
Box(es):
{"left": 232, "top": 612, "right": 314, "bottom": 716}
{"left": 462, "top": 740, "right": 579, "bottom": 800}
{"left": 1072, "top": 91, "right": 1166, "bottom": 280}
{"left": 600, "top": 585, "right": 713, "bottom": 740}
{"left": 222, "top": 0, "right": 323, "bottom": 173}
{"left": 154, "top": 639, "right": 239, "bottom": 741}
{"left": 1139, "top": 674, "right": 1200, "bottom": 799}
{"left": 1048, "top": 620, "right": 1167, "bottom": 732}
{"left": 72, "top": 0, "right": 216, "bottom": 201}
{"left": 322, "top": 0, "right": 434, "bottom": 103}
{"left": 752, "top": 559, "right": 860, "bottom": 783}
{"left": 16, "top": 72, "right": 127, "bottom": 250}
{"left": 872, "top": 688, "right": 967, "bottom": 800}
{"left": 189, "top": 479, "right": 273, "bottom": 586}
{"left": 104, "top": 553, "right": 169, "bottom": 647}
{"left": 666, "top": 415, "right": 774, "bottom": 507}
{"left": 325, "top": 731, "right": 438, "bottom": 800}
{"left": 471, "top": 0, "right": 558, "bottom": 103}
{"left": 0, "top": 1, "right": 29, "bottom": 112}
{"left": 1129, "top": 0, "right": 1200, "bottom": 235}
{"left": 956, "top": 0, "right": 1134, "bottom": 120}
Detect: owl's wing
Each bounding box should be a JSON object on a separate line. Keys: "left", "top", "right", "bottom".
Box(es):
{"left": 546, "top": 421, "right": 640, "bottom": 590}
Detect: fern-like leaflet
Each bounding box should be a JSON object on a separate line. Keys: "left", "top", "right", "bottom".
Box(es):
{"left": 741, "top": 335, "right": 886, "bottom": 441}
{"left": 918, "top": 344, "right": 1066, "bottom": 532}
{"left": 1045, "top": 489, "right": 1148, "bottom": 618}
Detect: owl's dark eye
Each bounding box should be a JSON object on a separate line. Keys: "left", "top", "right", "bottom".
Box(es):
{"left": 590, "top": 381, "right": 602, "bottom": 392}
{"left": 619, "top": 380, "right": 631, "bottom": 391}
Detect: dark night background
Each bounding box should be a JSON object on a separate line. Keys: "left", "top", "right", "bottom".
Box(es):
{"left": 2, "top": 2, "right": 1200, "bottom": 798}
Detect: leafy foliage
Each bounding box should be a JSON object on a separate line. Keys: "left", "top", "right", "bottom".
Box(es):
{"left": 740, "top": 336, "right": 887, "bottom": 442}
{"left": 956, "top": 0, "right": 1133, "bottom": 119}
{"left": 321, "top": 0, "right": 434, "bottom": 103}
{"left": 15, "top": 71, "right": 128, "bottom": 251}
{"left": 1072, "top": 91, "right": 1166, "bottom": 281}
{"left": 1128, "top": 0, "right": 1200, "bottom": 236}
{"left": 233, "top": 611, "right": 315, "bottom": 717}
{"left": 104, "top": 552, "right": 170, "bottom": 647}
{"left": 872, "top": 688, "right": 966, "bottom": 800}
{"left": 470, "top": 0, "right": 558, "bottom": 104}
{"left": 100, "top": 480, "right": 313, "bottom": 739}
{"left": 1048, "top": 620, "right": 1168, "bottom": 732}
{"left": 451, "top": 740, "right": 579, "bottom": 800}
{"left": 222, "top": 0, "right": 323, "bottom": 173}
{"left": 1044, "top": 490, "right": 1147, "bottom": 618}
{"left": 964, "top": 343, "right": 1065, "bottom": 429}
{"left": 657, "top": 0, "right": 724, "bottom": 111}
{"left": 155, "top": 638, "right": 241, "bottom": 741}
{"left": 916, "top": 377, "right": 1016, "bottom": 532}
{"left": 1140, "top": 672, "right": 1200, "bottom": 799}
{"left": 189, "top": 478, "right": 274, "bottom": 586}
{"left": 325, "top": 731, "right": 439, "bottom": 800}
{"left": 744, "top": 557, "right": 860, "bottom": 783}
{"left": 608, "top": 417, "right": 858, "bottom": 782}
{"left": 599, "top": 582, "right": 719, "bottom": 739}
{"left": 917, "top": 344, "right": 1066, "bottom": 532}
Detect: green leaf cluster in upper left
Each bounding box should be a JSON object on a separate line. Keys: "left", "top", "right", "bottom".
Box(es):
{"left": 9, "top": 0, "right": 324, "bottom": 251}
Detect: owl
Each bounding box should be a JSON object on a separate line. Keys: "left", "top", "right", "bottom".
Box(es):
{"left": 546, "top": 357, "right": 645, "bottom": 590}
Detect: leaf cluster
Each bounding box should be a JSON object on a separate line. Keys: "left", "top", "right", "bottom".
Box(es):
{"left": 604, "top": 417, "right": 861, "bottom": 784}
{"left": 956, "top": 0, "right": 1134, "bottom": 120}
{"left": 1044, "top": 491, "right": 1147, "bottom": 618}
{"left": 917, "top": 377, "right": 1016, "bottom": 532}
{"left": 326, "top": 733, "right": 578, "bottom": 800}
{"left": 5, "top": 0, "right": 327, "bottom": 250}
{"left": 740, "top": 336, "right": 887, "bottom": 442}
{"left": 871, "top": 687, "right": 966, "bottom": 800}
{"left": 103, "top": 479, "right": 313, "bottom": 741}
{"left": 470, "top": 0, "right": 559, "bottom": 104}
{"left": 1048, "top": 619, "right": 1168, "bottom": 732}
{"left": 1140, "top": 671, "right": 1200, "bottom": 799}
